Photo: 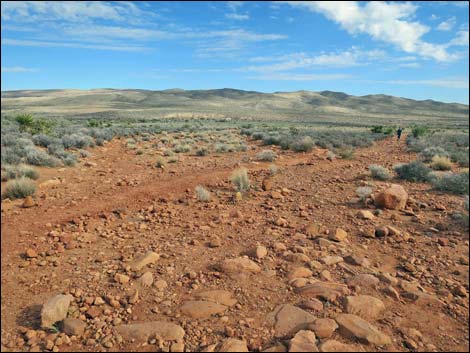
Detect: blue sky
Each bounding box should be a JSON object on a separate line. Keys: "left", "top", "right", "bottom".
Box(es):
{"left": 1, "top": 1, "right": 469, "bottom": 103}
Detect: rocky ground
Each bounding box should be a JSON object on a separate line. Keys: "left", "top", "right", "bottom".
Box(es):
{"left": 1, "top": 134, "right": 469, "bottom": 352}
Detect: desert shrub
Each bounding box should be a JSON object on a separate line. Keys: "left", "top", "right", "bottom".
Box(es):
{"left": 431, "top": 171, "right": 469, "bottom": 195}
{"left": 25, "top": 147, "right": 62, "bottom": 167}
{"left": 2, "top": 177, "right": 36, "bottom": 200}
{"left": 371, "top": 126, "right": 384, "bottom": 133}
{"left": 356, "top": 186, "right": 373, "bottom": 201}
{"left": 79, "top": 149, "right": 90, "bottom": 158}
{"left": 32, "top": 134, "right": 58, "bottom": 147}
{"left": 136, "top": 149, "right": 144, "bottom": 155}
{"left": 231, "top": 167, "right": 250, "bottom": 192}
{"left": 291, "top": 136, "right": 314, "bottom": 152}
{"left": 196, "top": 147, "right": 209, "bottom": 156}
{"left": 338, "top": 148, "right": 355, "bottom": 159}
{"left": 420, "top": 147, "right": 449, "bottom": 162}
{"left": 168, "top": 157, "right": 178, "bottom": 163}
{"left": 430, "top": 156, "right": 453, "bottom": 171}
{"left": 62, "top": 134, "right": 94, "bottom": 149}
{"left": 195, "top": 185, "right": 211, "bottom": 202}
{"left": 95, "top": 137, "right": 105, "bottom": 146}
{"left": 394, "top": 161, "right": 431, "bottom": 182}
{"left": 215, "top": 144, "right": 229, "bottom": 153}
{"left": 1, "top": 147, "right": 22, "bottom": 165}
{"left": 269, "top": 164, "right": 278, "bottom": 175}
{"left": 256, "top": 150, "right": 277, "bottom": 162}
{"left": 173, "top": 144, "right": 191, "bottom": 153}
{"left": 369, "top": 164, "right": 392, "bottom": 180}
{"left": 155, "top": 157, "right": 166, "bottom": 168}
{"left": 326, "top": 151, "right": 336, "bottom": 160}
{"left": 236, "top": 144, "right": 248, "bottom": 152}
{"left": 412, "top": 126, "right": 428, "bottom": 138}
{"left": 450, "top": 150, "right": 469, "bottom": 167}
{"left": 1, "top": 165, "right": 39, "bottom": 181}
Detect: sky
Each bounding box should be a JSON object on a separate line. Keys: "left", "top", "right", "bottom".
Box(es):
{"left": 1, "top": 1, "right": 469, "bottom": 104}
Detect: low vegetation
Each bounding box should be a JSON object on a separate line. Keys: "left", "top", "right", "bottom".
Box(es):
{"left": 231, "top": 167, "right": 250, "bottom": 192}
{"left": 369, "top": 164, "right": 392, "bottom": 181}
{"left": 431, "top": 171, "right": 469, "bottom": 195}
{"left": 256, "top": 150, "right": 277, "bottom": 162}
{"left": 430, "top": 155, "right": 453, "bottom": 171}
{"left": 394, "top": 161, "right": 431, "bottom": 182}
{"left": 195, "top": 185, "right": 211, "bottom": 202}
{"left": 2, "top": 177, "right": 36, "bottom": 200}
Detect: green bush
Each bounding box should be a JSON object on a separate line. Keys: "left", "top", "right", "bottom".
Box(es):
{"left": 431, "top": 171, "right": 469, "bottom": 195}
{"left": 231, "top": 167, "right": 250, "bottom": 192}
{"left": 256, "top": 150, "right": 277, "bottom": 161}
{"left": 420, "top": 147, "right": 449, "bottom": 162}
{"left": 412, "top": 126, "right": 428, "bottom": 138}
{"left": 338, "top": 148, "right": 355, "bottom": 160}
{"left": 369, "top": 164, "right": 392, "bottom": 180}
{"left": 155, "top": 157, "right": 166, "bottom": 168}
{"left": 1, "top": 165, "right": 39, "bottom": 182}
{"left": 196, "top": 147, "right": 209, "bottom": 156}
{"left": 2, "top": 177, "right": 36, "bottom": 200}
{"left": 394, "top": 161, "right": 431, "bottom": 182}
{"left": 291, "top": 136, "right": 314, "bottom": 152}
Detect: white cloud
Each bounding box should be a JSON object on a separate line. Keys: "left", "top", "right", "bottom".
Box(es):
{"left": 0, "top": 1, "right": 141, "bottom": 22}
{"left": 225, "top": 13, "right": 250, "bottom": 21}
{"left": 449, "top": 30, "right": 469, "bottom": 46}
{"left": 437, "top": 17, "right": 456, "bottom": 31}
{"left": 279, "top": 1, "right": 458, "bottom": 62}
{"left": 1, "top": 66, "right": 37, "bottom": 72}
{"left": 246, "top": 73, "right": 352, "bottom": 81}
{"left": 387, "top": 78, "right": 469, "bottom": 89}
{"left": 398, "top": 62, "right": 421, "bottom": 68}
{"left": 2, "top": 38, "right": 146, "bottom": 51}
{"left": 226, "top": 1, "right": 244, "bottom": 12}
{"left": 240, "top": 48, "right": 385, "bottom": 72}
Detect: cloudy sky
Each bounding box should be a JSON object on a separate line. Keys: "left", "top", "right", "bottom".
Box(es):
{"left": 1, "top": 1, "right": 469, "bottom": 103}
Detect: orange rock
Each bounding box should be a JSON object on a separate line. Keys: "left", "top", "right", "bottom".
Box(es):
{"left": 22, "top": 196, "right": 34, "bottom": 208}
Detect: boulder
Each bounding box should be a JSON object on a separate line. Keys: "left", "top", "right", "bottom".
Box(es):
{"left": 375, "top": 184, "right": 408, "bottom": 210}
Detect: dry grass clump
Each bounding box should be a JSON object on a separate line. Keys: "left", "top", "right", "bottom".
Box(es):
{"left": 2, "top": 177, "right": 36, "bottom": 200}
{"left": 256, "top": 150, "right": 277, "bottom": 162}
{"left": 231, "top": 167, "right": 250, "bottom": 192}
{"left": 195, "top": 185, "right": 211, "bottom": 202}
{"left": 430, "top": 155, "right": 453, "bottom": 171}
{"left": 369, "top": 164, "right": 392, "bottom": 180}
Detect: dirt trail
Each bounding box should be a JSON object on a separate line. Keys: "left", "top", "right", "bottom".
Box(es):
{"left": 1, "top": 135, "right": 468, "bottom": 352}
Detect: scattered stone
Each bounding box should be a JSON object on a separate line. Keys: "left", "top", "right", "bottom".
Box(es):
{"left": 115, "top": 321, "right": 185, "bottom": 343}
{"left": 318, "top": 340, "right": 358, "bottom": 352}
{"left": 25, "top": 249, "right": 37, "bottom": 258}
{"left": 218, "top": 338, "right": 249, "bottom": 352}
{"left": 335, "top": 314, "right": 391, "bottom": 346}
{"left": 344, "top": 296, "right": 385, "bottom": 320}
{"left": 289, "top": 330, "right": 318, "bottom": 352}
{"left": 41, "top": 294, "right": 73, "bottom": 328}
{"left": 288, "top": 267, "right": 313, "bottom": 281}
{"left": 296, "top": 282, "right": 350, "bottom": 302}
{"left": 298, "top": 299, "right": 324, "bottom": 312}
{"left": 375, "top": 227, "right": 389, "bottom": 238}
{"left": 309, "top": 318, "right": 338, "bottom": 339}
{"left": 129, "top": 251, "right": 160, "bottom": 271}
{"left": 22, "top": 196, "right": 34, "bottom": 208}
{"left": 374, "top": 184, "right": 408, "bottom": 210}
{"left": 357, "top": 210, "right": 375, "bottom": 220}
{"left": 248, "top": 245, "right": 268, "bottom": 259}
{"left": 262, "top": 178, "right": 273, "bottom": 191}
{"left": 346, "top": 274, "right": 379, "bottom": 288}
{"left": 329, "top": 228, "right": 347, "bottom": 242}
{"left": 138, "top": 271, "right": 154, "bottom": 287}
{"left": 344, "top": 254, "right": 370, "bottom": 267}
{"left": 62, "top": 318, "right": 86, "bottom": 336}
{"left": 180, "top": 301, "right": 227, "bottom": 319}
{"left": 268, "top": 304, "right": 316, "bottom": 338}
{"left": 114, "top": 273, "right": 130, "bottom": 284}
{"left": 193, "top": 290, "right": 237, "bottom": 307}
{"left": 219, "top": 257, "right": 261, "bottom": 274}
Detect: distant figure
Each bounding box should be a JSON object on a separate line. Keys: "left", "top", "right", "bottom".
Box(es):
{"left": 396, "top": 127, "right": 404, "bottom": 141}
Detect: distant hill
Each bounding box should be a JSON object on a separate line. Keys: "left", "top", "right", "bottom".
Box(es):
{"left": 1, "top": 88, "right": 468, "bottom": 127}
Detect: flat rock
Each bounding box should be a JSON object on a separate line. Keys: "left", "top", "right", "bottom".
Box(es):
{"left": 357, "top": 210, "right": 375, "bottom": 220}
{"left": 295, "top": 282, "right": 350, "bottom": 302}
{"left": 248, "top": 245, "right": 268, "bottom": 259}
{"left": 288, "top": 267, "right": 313, "bottom": 281}
{"left": 289, "top": 330, "right": 318, "bottom": 352}
{"left": 344, "top": 295, "right": 385, "bottom": 320}
{"left": 138, "top": 271, "right": 154, "bottom": 287}
{"left": 115, "top": 321, "right": 185, "bottom": 343}
{"left": 41, "top": 294, "right": 73, "bottom": 328}
{"left": 180, "top": 300, "right": 227, "bottom": 319}
{"left": 218, "top": 338, "right": 249, "bottom": 352}
{"left": 335, "top": 314, "right": 391, "bottom": 346}
{"left": 193, "top": 290, "right": 237, "bottom": 307}
{"left": 329, "top": 228, "right": 348, "bottom": 242}
{"left": 318, "top": 340, "right": 359, "bottom": 352}
{"left": 346, "top": 274, "right": 379, "bottom": 288}
{"left": 309, "top": 318, "right": 338, "bottom": 339}
{"left": 61, "top": 318, "right": 86, "bottom": 336}
{"left": 219, "top": 257, "right": 261, "bottom": 274}
{"left": 129, "top": 251, "right": 160, "bottom": 271}
{"left": 268, "top": 304, "right": 316, "bottom": 338}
